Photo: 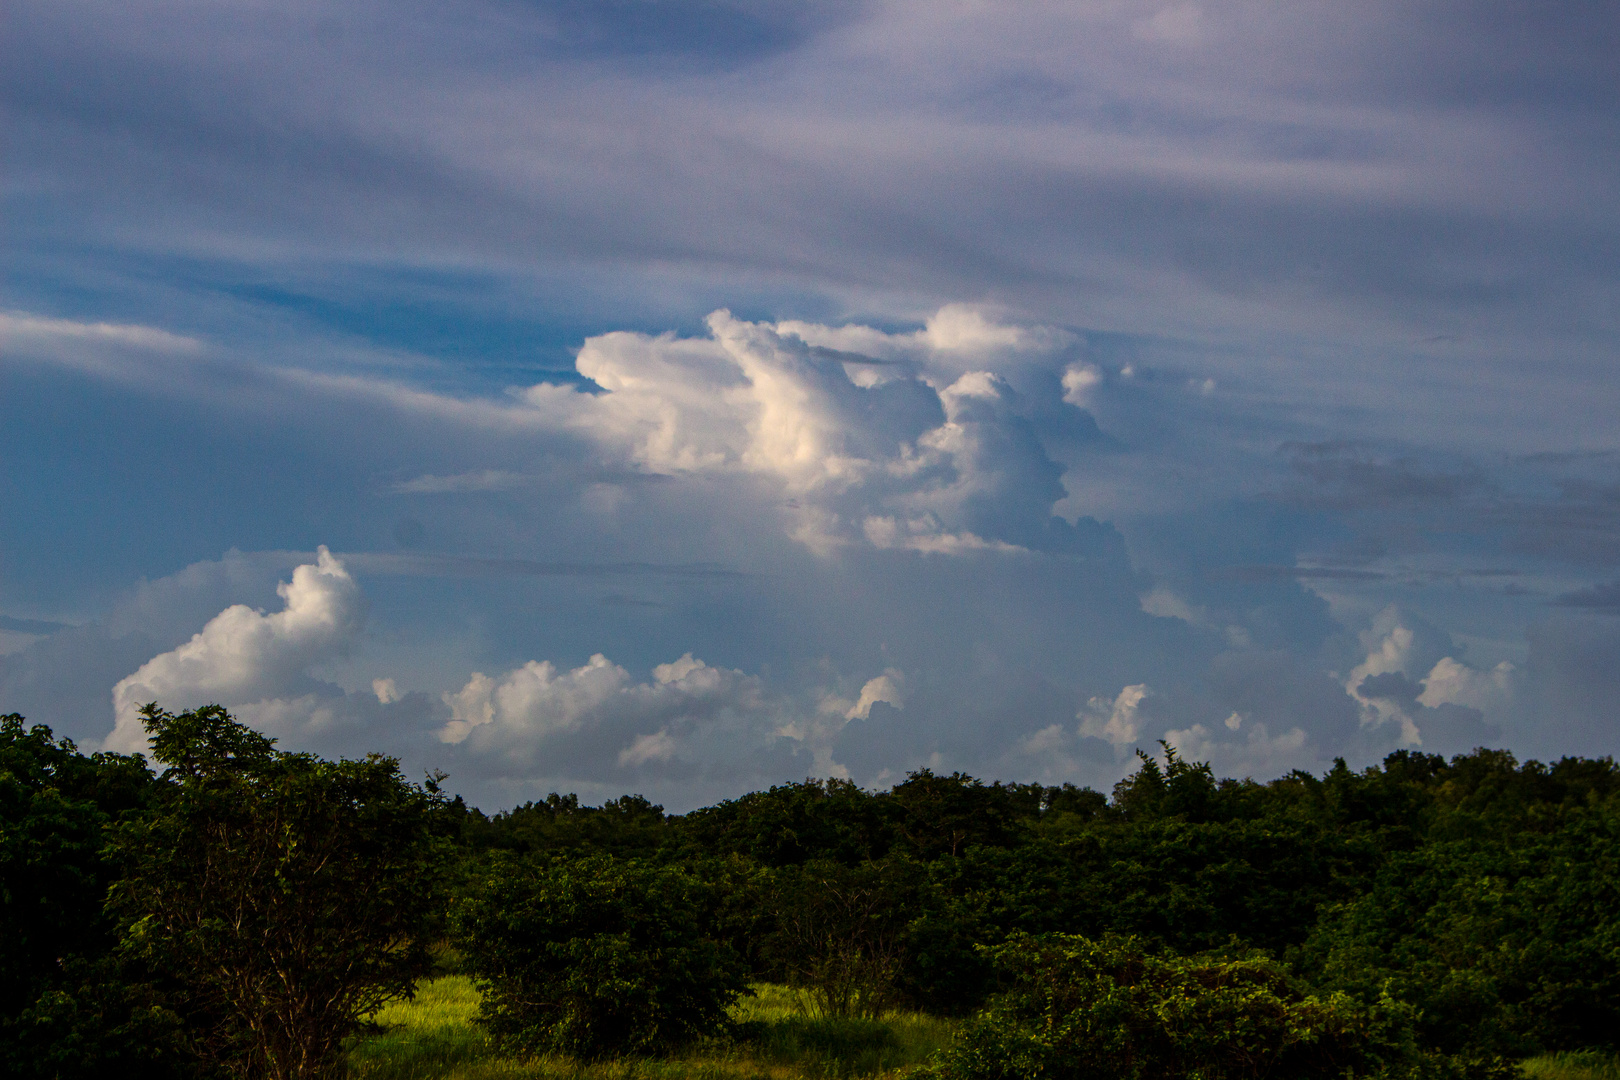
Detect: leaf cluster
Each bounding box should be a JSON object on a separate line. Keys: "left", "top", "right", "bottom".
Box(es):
{"left": 451, "top": 853, "right": 749, "bottom": 1060}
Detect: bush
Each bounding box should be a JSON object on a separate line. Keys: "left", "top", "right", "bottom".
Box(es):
{"left": 452, "top": 853, "right": 747, "bottom": 1059}
{"left": 763, "top": 858, "right": 914, "bottom": 1018}
{"left": 919, "top": 933, "right": 1417, "bottom": 1080}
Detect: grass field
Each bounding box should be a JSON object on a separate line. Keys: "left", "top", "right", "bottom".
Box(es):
{"left": 1522, "top": 1054, "right": 1620, "bottom": 1080}
{"left": 351, "top": 979, "right": 1620, "bottom": 1080}
{"left": 346, "top": 979, "right": 955, "bottom": 1080}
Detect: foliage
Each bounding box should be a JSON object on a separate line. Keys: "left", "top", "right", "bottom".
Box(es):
{"left": 1299, "top": 823, "right": 1620, "bottom": 1057}
{"left": 108, "top": 704, "right": 448, "bottom": 1080}
{"left": 762, "top": 859, "right": 916, "bottom": 1018}
{"left": 920, "top": 933, "right": 1413, "bottom": 1080}
{"left": 9, "top": 696, "right": 1620, "bottom": 1074}
{"left": 453, "top": 853, "right": 749, "bottom": 1059}
{"left": 0, "top": 713, "right": 190, "bottom": 1079}
{"left": 678, "top": 779, "right": 901, "bottom": 867}
{"left": 455, "top": 793, "right": 670, "bottom": 857}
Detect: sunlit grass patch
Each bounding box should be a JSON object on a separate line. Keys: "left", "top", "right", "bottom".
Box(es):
{"left": 348, "top": 975, "right": 494, "bottom": 1080}
{"left": 728, "top": 985, "right": 953, "bottom": 1079}
{"left": 349, "top": 978, "right": 953, "bottom": 1080}
{"left": 1521, "top": 1053, "right": 1620, "bottom": 1080}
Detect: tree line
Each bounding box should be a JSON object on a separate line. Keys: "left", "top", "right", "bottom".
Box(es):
{"left": 3, "top": 705, "right": 1618, "bottom": 1079}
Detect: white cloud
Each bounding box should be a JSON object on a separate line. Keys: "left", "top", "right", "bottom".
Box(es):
{"left": 1079, "top": 683, "right": 1153, "bottom": 747}
{"left": 1341, "top": 609, "right": 1516, "bottom": 752}
{"left": 515, "top": 309, "right": 1082, "bottom": 556}
{"left": 106, "top": 547, "right": 365, "bottom": 752}
{"left": 441, "top": 654, "right": 630, "bottom": 746}
{"left": 1139, "top": 586, "right": 1206, "bottom": 624}
{"left": 618, "top": 729, "right": 677, "bottom": 767}
{"left": 438, "top": 650, "right": 795, "bottom": 778}
{"left": 1419, "top": 656, "right": 1515, "bottom": 714}
{"left": 0, "top": 311, "right": 203, "bottom": 356}
{"left": 845, "top": 669, "right": 907, "bottom": 721}
{"left": 1344, "top": 608, "right": 1442, "bottom": 745}
{"left": 774, "top": 304, "right": 1071, "bottom": 380}
{"left": 862, "top": 515, "right": 1022, "bottom": 555}
{"left": 1061, "top": 363, "right": 1104, "bottom": 407}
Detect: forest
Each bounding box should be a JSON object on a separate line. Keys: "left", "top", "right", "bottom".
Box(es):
{"left": 3, "top": 704, "right": 1619, "bottom": 1080}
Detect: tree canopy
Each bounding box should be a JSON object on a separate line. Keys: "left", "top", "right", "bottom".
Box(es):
{"left": 3, "top": 707, "right": 1618, "bottom": 1076}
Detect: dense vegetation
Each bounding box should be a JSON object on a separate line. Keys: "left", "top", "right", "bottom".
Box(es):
{"left": 4, "top": 705, "right": 1619, "bottom": 1079}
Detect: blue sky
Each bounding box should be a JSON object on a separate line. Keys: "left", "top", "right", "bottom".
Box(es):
{"left": 3, "top": 0, "right": 1618, "bottom": 808}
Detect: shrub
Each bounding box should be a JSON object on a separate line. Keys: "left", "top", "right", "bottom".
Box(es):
{"left": 764, "top": 858, "right": 914, "bottom": 1018}
{"left": 919, "top": 933, "right": 1416, "bottom": 1080}
{"left": 452, "top": 853, "right": 747, "bottom": 1059}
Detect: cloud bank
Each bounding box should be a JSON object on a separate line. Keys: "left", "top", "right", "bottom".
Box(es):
{"left": 1, "top": 296, "right": 1614, "bottom": 809}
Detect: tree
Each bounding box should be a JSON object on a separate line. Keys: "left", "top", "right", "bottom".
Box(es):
{"left": 1299, "top": 825, "right": 1620, "bottom": 1058}
{"left": 921, "top": 934, "right": 1418, "bottom": 1080}
{"left": 892, "top": 770, "right": 1023, "bottom": 858}
{"left": 0, "top": 714, "right": 186, "bottom": 1080}
{"left": 107, "top": 705, "right": 448, "bottom": 1080}
{"left": 453, "top": 852, "right": 747, "bottom": 1059}
{"left": 763, "top": 858, "right": 913, "bottom": 1018}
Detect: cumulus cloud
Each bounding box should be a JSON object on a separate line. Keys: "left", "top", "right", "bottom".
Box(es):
{"left": 517, "top": 309, "right": 1089, "bottom": 556}
{"left": 1344, "top": 608, "right": 1512, "bottom": 753}
{"left": 1061, "top": 363, "right": 1104, "bottom": 407}
{"left": 1079, "top": 684, "right": 1153, "bottom": 748}
{"left": 1419, "top": 656, "right": 1515, "bottom": 714}
{"left": 106, "top": 548, "right": 365, "bottom": 752}
{"left": 6, "top": 291, "right": 1571, "bottom": 806}
{"left": 438, "top": 651, "right": 799, "bottom": 781}
{"left": 844, "top": 669, "right": 907, "bottom": 721}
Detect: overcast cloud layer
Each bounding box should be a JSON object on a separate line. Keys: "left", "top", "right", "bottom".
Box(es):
{"left": 3, "top": 0, "right": 1617, "bottom": 808}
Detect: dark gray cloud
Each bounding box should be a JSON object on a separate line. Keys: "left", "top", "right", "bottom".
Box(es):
{"left": 1551, "top": 580, "right": 1620, "bottom": 612}
{"left": 512, "top": 0, "right": 865, "bottom": 65}
{"left": 1522, "top": 615, "right": 1620, "bottom": 756}
{"left": 1357, "top": 671, "right": 1424, "bottom": 704}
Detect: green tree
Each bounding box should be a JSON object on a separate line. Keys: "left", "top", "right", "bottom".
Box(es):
{"left": 677, "top": 778, "right": 898, "bottom": 866}
{"left": 0, "top": 714, "right": 186, "bottom": 1079}
{"left": 453, "top": 852, "right": 747, "bottom": 1059}
{"left": 763, "top": 858, "right": 915, "bottom": 1018}
{"left": 1299, "top": 825, "right": 1620, "bottom": 1058}
{"left": 892, "top": 770, "right": 1025, "bottom": 859}
{"left": 922, "top": 933, "right": 1414, "bottom": 1080}
{"left": 107, "top": 704, "right": 448, "bottom": 1080}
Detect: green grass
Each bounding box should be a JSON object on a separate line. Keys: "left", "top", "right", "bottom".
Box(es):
{"left": 1521, "top": 1053, "right": 1620, "bottom": 1080}
{"left": 347, "top": 979, "right": 954, "bottom": 1080}
{"left": 348, "top": 976, "right": 495, "bottom": 1080}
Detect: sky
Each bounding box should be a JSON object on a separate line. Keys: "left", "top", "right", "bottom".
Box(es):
{"left": 3, "top": 0, "right": 1619, "bottom": 810}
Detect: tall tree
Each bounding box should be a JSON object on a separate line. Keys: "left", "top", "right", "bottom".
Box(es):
{"left": 108, "top": 705, "right": 448, "bottom": 1080}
